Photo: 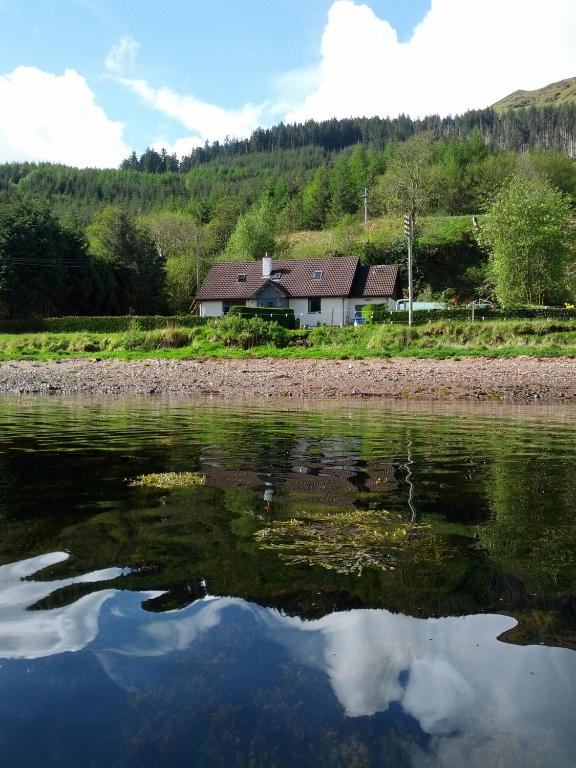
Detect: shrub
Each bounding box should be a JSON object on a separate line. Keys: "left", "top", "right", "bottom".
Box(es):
{"left": 210, "top": 315, "right": 289, "bottom": 348}
{"left": 361, "top": 305, "right": 375, "bottom": 323}
{"left": 121, "top": 328, "right": 197, "bottom": 351}
{"left": 307, "top": 325, "right": 350, "bottom": 346}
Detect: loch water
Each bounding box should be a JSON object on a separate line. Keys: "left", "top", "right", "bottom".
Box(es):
{"left": 0, "top": 398, "right": 575, "bottom": 768}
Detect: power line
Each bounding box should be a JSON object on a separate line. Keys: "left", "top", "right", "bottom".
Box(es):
{"left": 3, "top": 261, "right": 93, "bottom": 268}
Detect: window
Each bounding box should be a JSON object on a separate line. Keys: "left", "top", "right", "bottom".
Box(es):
{"left": 270, "top": 270, "right": 282, "bottom": 280}
{"left": 308, "top": 298, "right": 321, "bottom": 313}
{"left": 312, "top": 270, "right": 323, "bottom": 280}
{"left": 237, "top": 274, "right": 247, "bottom": 282}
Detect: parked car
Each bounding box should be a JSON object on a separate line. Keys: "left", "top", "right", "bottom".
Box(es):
{"left": 395, "top": 300, "right": 447, "bottom": 311}
{"left": 467, "top": 301, "right": 495, "bottom": 310}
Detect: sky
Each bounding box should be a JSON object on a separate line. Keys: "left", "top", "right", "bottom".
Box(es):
{"left": 0, "top": 0, "right": 575, "bottom": 168}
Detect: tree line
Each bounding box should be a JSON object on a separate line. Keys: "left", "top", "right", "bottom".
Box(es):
{"left": 122, "top": 104, "right": 576, "bottom": 172}
{"left": 0, "top": 201, "right": 165, "bottom": 318}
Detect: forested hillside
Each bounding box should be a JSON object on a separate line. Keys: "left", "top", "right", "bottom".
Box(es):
{"left": 1, "top": 103, "right": 575, "bottom": 319}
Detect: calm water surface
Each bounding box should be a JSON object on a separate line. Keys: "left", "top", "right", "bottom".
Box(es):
{"left": 0, "top": 398, "right": 575, "bottom": 768}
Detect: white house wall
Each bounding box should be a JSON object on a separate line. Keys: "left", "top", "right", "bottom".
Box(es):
{"left": 200, "top": 296, "right": 396, "bottom": 325}
{"left": 199, "top": 300, "right": 222, "bottom": 317}
{"left": 294, "top": 297, "right": 395, "bottom": 326}
{"left": 289, "top": 297, "right": 346, "bottom": 327}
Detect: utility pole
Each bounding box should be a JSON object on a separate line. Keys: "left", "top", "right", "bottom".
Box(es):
{"left": 404, "top": 213, "right": 414, "bottom": 327}
{"left": 360, "top": 187, "right": 368, "bottom": 224}
{"left": 195, "top": 229, "right": 201, "bottom": 295}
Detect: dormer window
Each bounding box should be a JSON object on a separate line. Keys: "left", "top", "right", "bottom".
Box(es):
{"left": 312, "top": 270, "right": 323, "bottom": 280}
{"left": 270, "top": 270, "right": 282, "bottom": 280}
{"left": 237, "top": 274, "right": 247, "bottom": 282}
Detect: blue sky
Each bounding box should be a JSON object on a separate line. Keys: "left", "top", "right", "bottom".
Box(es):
{"left": 0, "top": 0, "right": 575, "bottom": 167}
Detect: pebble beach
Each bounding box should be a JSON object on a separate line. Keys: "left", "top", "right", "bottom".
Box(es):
{"left": 1, "top": 356, "right": 576, "bottom": 401}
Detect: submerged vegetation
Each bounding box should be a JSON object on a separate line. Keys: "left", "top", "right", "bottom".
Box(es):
{"left": 129, "top": 471, "right": 206, "bottom": 489}
{"left": 255, "top": 509, "right": 432, "bottom": 575}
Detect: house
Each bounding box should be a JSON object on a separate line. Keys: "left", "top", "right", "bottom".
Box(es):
{"left": 197, "top": 256, "right": 402, "bottom": 326}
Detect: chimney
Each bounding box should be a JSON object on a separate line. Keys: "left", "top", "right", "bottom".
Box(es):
{"left": 262, "top": 253, "right": 272, "bottom": 278}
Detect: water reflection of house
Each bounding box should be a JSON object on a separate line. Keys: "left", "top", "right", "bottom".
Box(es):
{"left": 202, "top": 461, "right": 397, "bottom": 509}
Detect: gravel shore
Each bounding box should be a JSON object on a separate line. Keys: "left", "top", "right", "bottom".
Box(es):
{"left": 1, "top": 356, "right": 576, "bottom": 401}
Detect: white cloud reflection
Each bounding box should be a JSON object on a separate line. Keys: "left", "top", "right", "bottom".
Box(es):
{"left": 99, "top": 596, "right": 576, "bottom": 766}
{"left": 1, "top": 554, "right": 575, "bottom": 765}
{"left": 0, "top": 552, "right": 131, "bottom": 659}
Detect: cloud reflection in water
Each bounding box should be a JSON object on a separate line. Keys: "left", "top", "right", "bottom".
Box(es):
{"left": 1, "top": 553, "right": 575, "bottom": 766}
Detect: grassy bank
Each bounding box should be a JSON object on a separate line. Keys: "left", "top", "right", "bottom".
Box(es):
{"left": 2, "top": 318, "right": 576, "bottom": 361}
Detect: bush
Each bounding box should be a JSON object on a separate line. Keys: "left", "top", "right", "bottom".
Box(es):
{"left": 210, "top": 315, "right": 289, "bottom": 348}
{"left": 226, "top": 305, "right": 297, "bottom": 329}
{"left": 0, "top": 315, "right": 208, "bottom": 334}
{"left": 307, "top": 325, "right": 348, "bottom": 346}
{"left": 361, "top": 305, "right": 375, "bottom": 323}
{"left": 121, "top": 328, "right": 197, "bottom": 351}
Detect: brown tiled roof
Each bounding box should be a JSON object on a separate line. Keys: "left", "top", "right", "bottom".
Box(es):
{"left": 198, "top": 258, "right": 402, "bottom": 301}
{"left": 350, "top": 264, "right": 401, "bottom": 297}
{"left": 198, "top": 257, "right": 360, "bottom": 300}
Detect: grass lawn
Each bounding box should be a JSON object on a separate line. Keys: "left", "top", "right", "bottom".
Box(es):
{"left": 2, "top": 319, "right": 576, "bottom": 361}
{"left": 284, "top": 214, "right": 471, "bottom": 259}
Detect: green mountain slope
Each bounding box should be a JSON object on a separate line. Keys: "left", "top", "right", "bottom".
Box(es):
{"left": 492, "top": 77, "right": 576, "bottom": 112}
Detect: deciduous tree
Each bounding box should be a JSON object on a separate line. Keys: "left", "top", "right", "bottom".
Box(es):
{"left": 477, "top": 175, "right": 575, "bottom": 306}
{"left": 372, "top": 132, "right": 438, "bottom": 219}
{"left": 224, "top": 197, "right": 280, "bottom": 261}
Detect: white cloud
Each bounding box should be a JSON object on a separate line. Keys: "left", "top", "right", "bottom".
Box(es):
{"left": 93, "top": 0, "right": 576, "bottom": 157}
{"left": 105, "top": 35, "right": 139, "bottom": 74}
{"left": 151, "top": 135, "right": 204, "bottom": 157}
{"left": 286, "top": 0, "right": 576, "bottom": 122}
{"left": 120, "top": 76, "right": 269, "bottom": 144}
{"left": 270, "top": 66, "right": 321, "bottom": 115}
{"left": 0, "top": 66, "right": 130, "bottom": 167}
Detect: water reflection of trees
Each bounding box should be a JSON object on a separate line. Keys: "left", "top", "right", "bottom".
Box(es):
{"left": 0, "top": 402, "right": 574, "bottom": 648}
{"left": 481, "top": 444, "right": 576, "bottom": 592}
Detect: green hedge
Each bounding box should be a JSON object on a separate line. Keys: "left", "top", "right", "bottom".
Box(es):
{"left": 371, "top": 305, "right": 576, "bottom": 324}
{"left": 226, "top": 305, "right": 297, "bottom": 329}
{"left": 0, "top": 315, "right": 208, "bottom": 334}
